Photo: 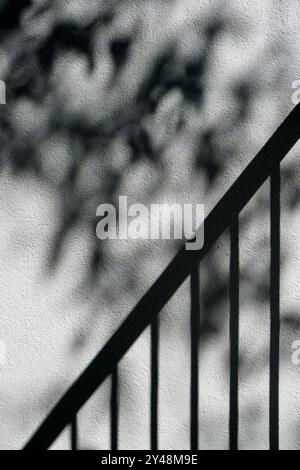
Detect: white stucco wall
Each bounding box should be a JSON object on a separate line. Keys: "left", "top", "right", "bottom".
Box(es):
{"left": 0, "top": 0, "right": 300, "bottom": 450}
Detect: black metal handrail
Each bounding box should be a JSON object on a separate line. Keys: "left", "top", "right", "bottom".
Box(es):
{"left": 24, "top": 103, "right": 300, "bottom": 450}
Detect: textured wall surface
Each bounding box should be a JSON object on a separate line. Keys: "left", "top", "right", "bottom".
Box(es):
{"left": 0, "top": 0, "right": 300, "bottom": 450}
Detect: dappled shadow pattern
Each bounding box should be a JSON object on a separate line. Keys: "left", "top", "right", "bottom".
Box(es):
{"left": 0, "top": 0, "right": 300, "bottom": 450}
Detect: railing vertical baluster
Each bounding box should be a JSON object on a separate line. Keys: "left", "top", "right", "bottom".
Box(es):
{"left": 71, "top": 415, "right": 77, "bottom": 450}
{"left": 270, "top": 163, "right": 281, "bottom": 450}
{"left": 111, "top": 367, "right": 119, "bottom": 450}
{"left": 190, "top": 263, "right": 200, "bottom": 450}
{"left": 151, "top": 317, "right": 159, "bottom": 450}
{"left": 230, "top": 216, "right": 239, "bottom": 451}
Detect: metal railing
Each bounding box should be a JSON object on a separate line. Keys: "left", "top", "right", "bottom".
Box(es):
{"left": 24, "top": 103, "right": 300, "bottom": 450}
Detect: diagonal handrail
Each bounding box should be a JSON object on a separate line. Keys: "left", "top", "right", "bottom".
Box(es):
{"left": 24, "top": 103, "right": 300, "bottom": 450}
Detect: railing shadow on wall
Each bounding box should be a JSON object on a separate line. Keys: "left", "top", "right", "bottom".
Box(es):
{"left": 24, "top": 103, "right": 300, "bottom": 451}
